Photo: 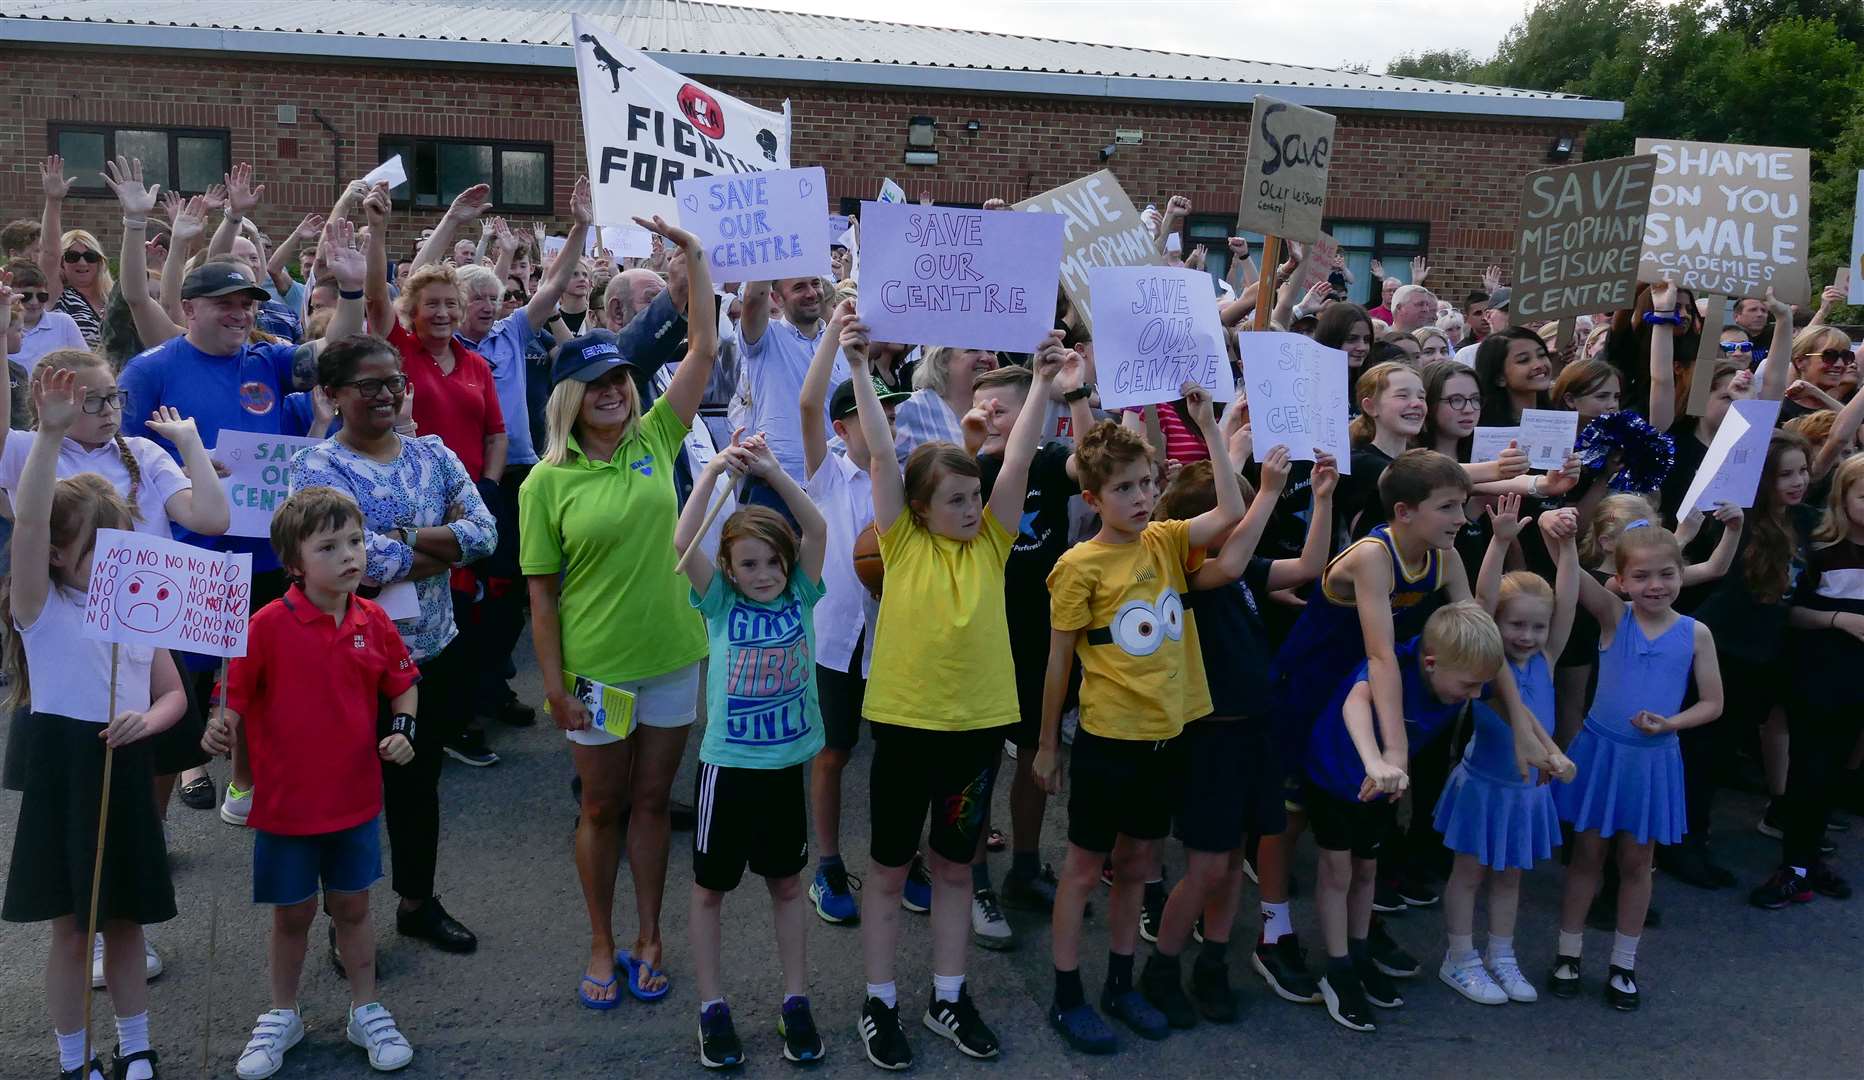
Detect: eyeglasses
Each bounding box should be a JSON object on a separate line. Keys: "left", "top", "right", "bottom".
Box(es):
{"left": 81, "top": 390, "right": 127, "bottom": 415}
{"left": 1442, "top": 393, "right": 1482, "bottom": 411}
{"left": 1719, "top": 340, "right": 1754, "bottom": 354}
{"left": 63, "top": 250, "right": 103, "bottom": 265}
{"left": 1809, "top": 349, "right": 1856, "bottom": 367}
{"left": 340, "top": 375, "right": 409, "bottom": 398}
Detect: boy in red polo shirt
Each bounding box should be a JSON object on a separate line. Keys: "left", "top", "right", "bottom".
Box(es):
{"left": 204, "top": 487, "right": 421, "bottom": 1078}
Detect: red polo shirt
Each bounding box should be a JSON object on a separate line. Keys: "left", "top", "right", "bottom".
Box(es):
{"left": 389, "top": 323, "right": 505, "bottom": 479}
{"left": 227, "top": 586, "right": 420, "bottom": 835}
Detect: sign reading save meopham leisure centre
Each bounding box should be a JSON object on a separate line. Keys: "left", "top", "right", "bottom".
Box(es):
{"left": 1634, "top": 137, "right": 1811, "bottom": 306}
{"left": 1509, "top": 155, "right": 1655, "bottom": 325}
{"left": 1237, "top": 95, "right": 1335, "bottom": 245}
{"left": 1013, "top": 170, "right": 1160, "bottom": 333}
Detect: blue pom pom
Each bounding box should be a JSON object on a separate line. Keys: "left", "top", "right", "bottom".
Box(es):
{"left": 1575, "top": 411, "right": 1675, "bottom": 493}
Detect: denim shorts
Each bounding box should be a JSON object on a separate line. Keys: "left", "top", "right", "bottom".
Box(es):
{"left": 252, "top": 816, "right": 383, "bottom": 906}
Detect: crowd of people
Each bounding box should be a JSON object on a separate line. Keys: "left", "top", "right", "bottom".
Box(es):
{"left": 1, "top": 146, "right": 1861, "bottom": 1080}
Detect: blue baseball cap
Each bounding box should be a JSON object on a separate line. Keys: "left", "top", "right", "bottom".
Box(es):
{"left": 550, "top": 332, "right": 638, "bottom": 387}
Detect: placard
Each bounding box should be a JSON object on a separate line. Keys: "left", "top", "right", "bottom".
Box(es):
{"left": 571, "top": 14, "right": 790, "bottom": 228}
{"left": 1517, "top": 409, "right": 1579, "bottom": 470}
{"left": 1687, "top": 294, "right": 1727, "bottom": 416}
{"left": 1511, "top": 156, "right": 1655, "bottom": 325}
{"left": 1290, "top": 231, "right": 1342, "bottom": 295}
{"left": 1850, "top": 170, "right": 1864, "bottom": 305}
{"left": 1089, "top": 266, "right": 1234, "bottom": 409}
{"left": 362, "top": 154, "right": 407, "bottom": 192}
{"left": 1237, "top": 95, "right": 1335, "bottom": 244}
{"left": 1678, "top": 398, "right": 1782, "bottom": 513}
{"left": 1636, "top": 138, "right": 1811, "bottom": 306}
{"left": 1013, "top": 170, "right": 1161, "bottom": 333}
{"left": 1236, "top": 332, "right": 1352, "bottom": 472}
{"left": 675, "top": 166, "right": 830, "bottom": 281}
{"left": 859, "top": 200, "right": 1064, "bottom": 352}
{"left": 82, "top": 530, "right": 252, "bottom": 656}
{"left": 1472, "top": 427, "right": 1520, "bottom": 464}
{"left": 215, "top": 431, "right": 323, "bottom": 539}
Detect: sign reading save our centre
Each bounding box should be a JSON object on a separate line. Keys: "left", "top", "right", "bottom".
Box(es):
{"left": 215, "top": 431, "right": 323, "bottom": 539}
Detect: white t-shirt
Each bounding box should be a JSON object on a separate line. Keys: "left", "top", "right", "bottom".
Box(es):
{"left": 804, "top": 450, "right": 877, "bottom": 676}
{"left": 0, "top": 430, "right": 192, "bottom": 537}
{"left": 734, "top": 318, "right": 846, "bottom": 482}
{"left": 14, "top": 311, "right": 88, "bottom": 368}
{"left": 1453, "top": 342, "right": 1481, "bottom": 368}
{"left": 17, "top": 585, "right": 154, "bottom": 721}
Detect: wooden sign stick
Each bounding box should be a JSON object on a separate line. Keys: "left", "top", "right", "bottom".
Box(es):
{"left": 674, "top": 482, "right": 735, "bottom": 572}
{"left": 1688, "top": 294, "right": 1726, "bottom": 417}
{"left": 1253, "top": 235, "right": 1283, "bottom": 332}
{"left": 81, "top": 644, "right": 121, "bottom": 1071}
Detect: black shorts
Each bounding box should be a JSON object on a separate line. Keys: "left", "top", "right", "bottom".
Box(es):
{"left": 1304, "top": 782, "right": 1397, "bottom": 860}
{"left": 868, "top": 722, "right": 1007, "bottom": 868}
{"left": 816, "top": 637, "right": 866, "bottom": 753}
{"left": 1007, "top": 611, "right": 1077, "bottom": 749}
{"left": 691, "top": 761, "right": 808, "bottom": 893}
{"left": 1067, "top": 729, "right": 1183, "bottom": 854}
{"left": 1173, "top": 719, "right": 1287, "bottom": 853}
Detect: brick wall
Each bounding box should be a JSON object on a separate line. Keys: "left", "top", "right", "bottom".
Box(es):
{"left": 0, "top": 45, "right": 1584, "bottom": 301}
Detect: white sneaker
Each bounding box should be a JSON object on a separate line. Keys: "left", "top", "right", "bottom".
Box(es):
{"left": 348, "top": 1002, "right": 414, "bottom": 1071}
{"left": 90, "top": 934, "right": 162, "bottom": 988}
{"left": 221, "top": 782, "right": 253, "bottom": 827}
{"left": 970, "top": 889, "right": 1015, "bottom": 951}
{"left": 1487, "top": 955, "right": 1538, "bottom": 1002}
{"left": 237, "top": 1009, "right": 304, "bottom": 1079}
{"left": 1003, "top": 739, "right": 1018, "bottom": 760}
{"left": 1438, "top": 956, "right": 1507, "bottom": 1004}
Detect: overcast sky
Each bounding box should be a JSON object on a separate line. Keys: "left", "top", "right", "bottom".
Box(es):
{"left": 713, "top": 0, "right": 1539, "bottom": 72}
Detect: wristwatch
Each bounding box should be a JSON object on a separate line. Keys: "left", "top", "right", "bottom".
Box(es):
{"left": 1063, "top": 383, "right": 1096, "bottom": 403}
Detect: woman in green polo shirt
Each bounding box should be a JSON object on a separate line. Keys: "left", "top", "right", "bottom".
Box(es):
{"left": 518, "top": 215, "right": 716, "bottom": 1008}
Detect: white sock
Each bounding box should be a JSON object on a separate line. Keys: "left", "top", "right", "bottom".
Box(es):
{"left": 1261, "top": 901, "right": 1293, "bottom": 943}
{"left": 1557, "top": 930, "right": 1584, "bottom": 958}
{"left": 115, "top": 1010, "right": 153, "bottom": 1080}
{"left": 865, "top": 981, "right": 897, "bottom": 1008}
{"left": 56, "top": 1029, "right": 85, "bottom": 1071}
{"left": 1486, "top": 935, "right": 1516, "bottom": 963}
{"left": 1610, "top": 932, "right": 1639, "bottom": 971}
{"left": 933, "top": 972, "right": 965, "bottom": 1003}
{"left": 1446, "top": 932, "right": 1476, "bottom": 965}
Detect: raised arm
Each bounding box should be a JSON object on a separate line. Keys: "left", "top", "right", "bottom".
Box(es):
{"left": 801, "top": 298, "right": 854, "bottom": 479}
{"left": 1196, "top": 442, "right": 1289, "bottom": 587}
{"left": 750, "top": 436, "right": 827, "bottom": 581}
{"left": 986, "top": 333, "right": 1063, "bottom": 530}
{"left": 1183, "top": 383, "right": 1245, "bottom": 550}
{"left": 412, "top": 184, "right": 491, "bottom": 272}
{"left": 842, "top": 315, "right": 902, "bottom": 530}
{"left": 1646, "top": 278, "right": 1678, "bottom": 431}
{"left": 10, "top": 368, "right": 83, "bottom": 625}
{"left": 268, "top": 213, "right": 322, "bottom": 293}
{"left": 1476, "top": 492, "right": 1530, "bottom": 612}
{"left": 102, "top": 157, "right": 184, "bottom": 346}
{"left": 1756, "top": 288, "right": 1794, "bottom": 402}
{"left": 1810, "top": 380, "right": 1864, "bottom": 480}
{"left": 1541, "top": 507, "right": 1581, "bottom": 660}
{"left": 1267, "top": 450, "right": 1337, "bottom": 590}
{"left": 523, "top": 178, "right": 592, "bottom": 331}
{"left": 157, "top": 191, "right": 209, "bottom": 323}
{"left": 637, "top": 215, "right": 715, "bottom": 425}
{"left": 1681, "top": 504, "right": 1744, "bottom": 586}
{"left": 674, "top": 444, "right": 749, "bottom": 594}
{"left": 35, "top": 156, "right": 70, "bottom": 289}
{"left": 739, "top": 279, "right": 773, "bottom": 349}
{"left": 316, "top": 218, "right": 370, "bottom": 348}
{"left": 143, "top": 408, "right": 230, "bottom": 535}
{"left": 207, "top": 162, "right": 264, "bottom": 258}
{"left": 359, "top": 182, "right": 395, "bottom": 336}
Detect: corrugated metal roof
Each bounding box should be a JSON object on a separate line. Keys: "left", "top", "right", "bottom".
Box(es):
{"left": 0, "top": 0, "right": 1622, "bottom": 120}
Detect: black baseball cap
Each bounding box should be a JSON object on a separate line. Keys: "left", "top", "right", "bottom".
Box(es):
{"left": 551, "top": 332, "right": 637, "bottom": 387}
{"left": 181, "top": 263, "right": 270, "bottom": 301}
{"left": 829, "top": 376, "right": 910, "bottom": 420}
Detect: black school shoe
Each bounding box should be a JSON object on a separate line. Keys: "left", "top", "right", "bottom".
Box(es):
{"left": 1395, "top": 874, "right": 1441, "bottom": 907}
{"left": 1319, "top": 972, "right": 1376, "bottom": 1033}
{"left": 110, "top": 1046, "right": 158, "bottom": 1080}
{"left": 1605, "top": 965, "right": 1639, "bottom": 1011}
{"left": 922, "top": 988, "right": 999, "bottom": 1059}
{"left": 1371, "top": 880, "right": 1408, "bottom": 913}
{"left": 1139, "top": 955, "right": 1199, "bottom": 1029}
{"left": 1252, "top": 935, "right": 1323, "bottom": 1004}
{"left": 178, "top": 775, "right": 216, "bottom": 810}
{"left": 1656, "top": 836, "right": 1735, "bottom": 890}
{"left": 1189, "top": 956, "right": 1238, "bottom": 1023}
{"left": 1548, "top": 954, "right": 1582, "bottom": 999}
{"left": 858, "top": 997, "right": 912, "bottom": 1071}
{"left": 59, "top": 1058, "right": 103, "bottom": 1080}
{"left": 397, "top": 896, "right": 478, "bottom": 952}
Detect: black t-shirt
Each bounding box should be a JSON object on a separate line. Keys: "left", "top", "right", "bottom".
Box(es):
{"left": 1184, "top": 557, "right": 1275, "bottom": 719}
{"left": 559, "top": 308, "right": 589, "bottom": 334}
{"left": 979, "top": 441, "right": 1078, "bottom": 645}
{"left": 1694, "top": 503, "right": 1815, "bottom": 662}
{"left": 1660, "top": 416, "right": 1711, "bottom": 526}
{"left": 1791, "top": 538, "right": 1864, "bottom": 708}
{"left": 1342, "top": 444, "right": 1397, "bottom": 540}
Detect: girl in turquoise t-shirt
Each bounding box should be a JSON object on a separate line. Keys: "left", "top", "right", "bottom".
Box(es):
{"left": 675, "top": 433, "right": 828, "bottom": 1069}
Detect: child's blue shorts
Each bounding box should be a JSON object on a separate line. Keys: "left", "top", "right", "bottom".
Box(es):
{"left": 252, "top": 816, "right": 383, "bottom": 906}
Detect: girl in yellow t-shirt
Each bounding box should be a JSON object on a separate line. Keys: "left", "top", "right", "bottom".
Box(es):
{"left": 839, "top": 311, "right": 1065, "bottom": 1069}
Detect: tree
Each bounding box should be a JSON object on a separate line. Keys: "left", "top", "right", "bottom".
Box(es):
{"left": 1386, "top": 49, "right": 1489, "bottom": 82}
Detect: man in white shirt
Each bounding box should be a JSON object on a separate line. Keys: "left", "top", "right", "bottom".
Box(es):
{"left": 734, "top": 276, "right": 847, "bottom": 491}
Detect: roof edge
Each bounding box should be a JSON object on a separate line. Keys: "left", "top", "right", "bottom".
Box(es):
{"left": 1, "top": 17, "right": 1626, "bottom": 122}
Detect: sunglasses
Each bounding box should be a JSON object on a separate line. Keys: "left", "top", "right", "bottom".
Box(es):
{"left": 17, "top": 290, "right": 50, "bottom": 304}
{"left": 341, "top": 375, "right": 409, "bottom": 398}
{"left": 1719, "top": 340, "right": 1754, "bottom": 354}
{"left": 63, "top": 250, "right": 103, "bottom": 265}
{"left": 1809, "top": 349, "right": 1856, "bottom": 367}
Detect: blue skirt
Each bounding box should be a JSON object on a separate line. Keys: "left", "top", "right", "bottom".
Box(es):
{"left": 1432, "top": 762, "right": 1561, "bottom": 871}
{"left": 1553, "top": 722, "right": 1686, "bottom": 845}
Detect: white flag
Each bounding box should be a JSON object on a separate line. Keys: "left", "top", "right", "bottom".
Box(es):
{"left": 571, "top": 14, "right": 790, "bottom": 227}
{"left": 877, "top": 178, "right": 906, "bottom": 204}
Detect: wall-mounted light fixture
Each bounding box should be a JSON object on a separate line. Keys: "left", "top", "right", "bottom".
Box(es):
{"left": 1549, "top": 135, "right": 1575, "bottom": 161}
{"left": 906, "top": 116, "right": 938, "bottom": 165}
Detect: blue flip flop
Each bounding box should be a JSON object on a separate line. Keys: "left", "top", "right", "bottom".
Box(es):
{"left": 578, "top": 970, "right": 620, "bottom": 1011}
{"left": 616, "top": 949, "right": 671, "bottom": 1002}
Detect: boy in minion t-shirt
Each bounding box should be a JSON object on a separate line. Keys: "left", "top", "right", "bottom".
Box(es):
{"left": 1033, "top": 384, "right": 1244, "bottom": 1055}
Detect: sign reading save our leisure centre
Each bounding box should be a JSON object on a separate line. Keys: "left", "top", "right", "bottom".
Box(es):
{"left": 215, "top": 431, "right": 322, "bottom": 539}
{"left": 859, "top": 200, "right": 1065, "bottom": 353}
{"left": 1237, "top": 95, "right": 1335, "bottom": 245}
{"left": 674, "top": 166, "right": 831, "bottom": 281}
{"left": 1013, "top": 171, "right": 1161, "bottom": 333}
{"left": 1634, "top": 137, "right": 1811, "bottom": 306}
{"left": 571, "top": 14, "right": 790, "bottom": 227}
{"left": 1090, "top": 266, "right": 1233, "bottom": 409}
{"left": 82, "top": 530, "right": 252, "bottom": 657}
{"left": 1510, "top": 155, "right": 1655, "bottom": 325}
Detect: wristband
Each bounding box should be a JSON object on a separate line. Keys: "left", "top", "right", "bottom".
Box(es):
{"left": 1063, "top": 383, "right": 1096, "bottom": 403}
{"left": 1641, "top": 310, "right": 1684, "bottom": 327}
{"left": 122, "top": 217, "right": 148, "bottom": 230}
{"left": 387, "top": 712, "right": 417, "bottom": 743}
{"left": 339, "top": 287, "right": 364, "bottom": 300}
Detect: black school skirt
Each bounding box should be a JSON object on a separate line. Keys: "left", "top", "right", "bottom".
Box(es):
{"left": 2, "top": 711, "right": 176, "bottom": 925}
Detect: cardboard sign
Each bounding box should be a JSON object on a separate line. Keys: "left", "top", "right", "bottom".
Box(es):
{"left": 859, "top": 200, "right": 1064, "bottom": 352}
{"left": 215, "top": 431, "right": 323, "bottom": 539}
{"left": 1511, "top": 156, "right": 1655, "bottom": 325}
{"left": 82, "top": 530, "right": 252, "bottom": 657}
{"left": 1516, "top": 408, "right": 1579, "bottom": 470}
{"left": 1850, "top": 170, "right": 1864, "bottom": 305}
{"left": 1290, "top": 231, "right": 1342, "bottom": 295}
{"left": 1636, "top": 138, "right": 1811, "bottom": 306}
{"left": 1236, "top": 332, "right": 1352, "bottom": 472}
{"left": 1237, "top": 95, "right": 1335, "bottom": 244}
{"left": 1013, "top": 170, "right": 1161, "bottom": 332}
{"left": 362, "top": 154, "right": 407, "bottom": 192}
{"left": 674, "top": 166, "right": 830, "bottom": 282}
{"left": 1472, "top": 426, "right": 1520, "bottom": 464}
{"left": 1089, "top": 266, "right": 1233, "bottom": 409}
{"left": 1678, "top": 398, "right": 1782, "bottom": 512}
{"left": 571, "top": 14, "right": 790, "bottom": 228}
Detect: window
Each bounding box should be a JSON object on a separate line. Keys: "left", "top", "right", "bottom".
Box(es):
{"left": 1186, "top": 215, "right": 1265, "bottom": 285}
{"left": 50, "top": 125, "right": 229, "bottom": 196}
{"left": 378, "top": 137, "right": 552, "bottom": 213}
{"left": 1329, "top": 222, "right": 1429, "bottom": 307}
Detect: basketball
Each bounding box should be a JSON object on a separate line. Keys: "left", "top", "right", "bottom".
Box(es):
{"left": 853, "top": 521, "right": 884, "bottom": 597}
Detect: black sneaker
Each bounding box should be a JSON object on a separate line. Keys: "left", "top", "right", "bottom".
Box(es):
{"left": 1139, "top": 955, "right": 1198, "bottom": 1029}
{"left": 1372, "top": 880, "right": 1408, "bottom": 913}
{"left": 1252, "top": 935, "right": 1323, "bottom": 1003}
{"left": 1395, "top": 875, "right": 1440, "bottom": 907}
{"left": 858, "top": 996, "right": 912, "bottom": 1071}
{"left": 179, "top": 775, "right": 216, "bottom": 810}
{"left": 1750, "top": 866, "right": 1813, "bottom": 909}
{"left": 1138, "top": 879, "right": 1166, "bottom": 943}
{"left": 1319, "top": 973, "right": 1376, "bottom": 1032}
{"left": 396, "top": 896, "right": 478, "bottom": 953}
{"left": 1354, "top": 955, "right": 1404, "bottom": 1008}
{"left": 1808, "top": 860, "right": 1853, "bottom": 899}
{"left": 778, "top": 996, "right": 825, "bottom": 1064}
{"left": 1548, "top": 954, "right": 1581, "bottom": 999}
{"left": 1756, "top": 800, "right": 1785, "bottom": 840}
{"left": 698, "top": 1001, "right": 745, "bottom": 1070}
{"left": 1367, "top": 920, "right": 1419, "bottom": 978}
{"left": 1000, "top": 864, "right": 1061, "bottom": 913}
{"left": 1604, "top": 965, "right": 1639, "bottom": 1011}
{"left": 1099, "top": 987, "right": 1169, "bottom": 1041}
{"left": 442, "top": 727, "right": 500, "bottom": 767}
{"left": 922, "top": 988, "right": 999, "bottom": 1059}
{"left": 1189, "top": 957, "right": 1237, "bottom": 1023}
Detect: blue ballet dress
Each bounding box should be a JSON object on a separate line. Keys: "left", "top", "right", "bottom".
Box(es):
{"left": 1553, "top": 607, "right": 1694, "bottom": 844}
{"left": 1433, "top": 651, "right": 1563, "bottom": 870}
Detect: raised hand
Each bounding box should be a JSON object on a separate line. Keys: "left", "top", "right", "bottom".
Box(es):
{"left": 102, "top": 156, "right": 159, "bottom": 217}
{"left": 1311, "top": 449, "right": 1339, "bottom": 498}
{"left": 1537, "top": 505, "right": 1579, "bottom": 541}
{"left": 630, "top": 214, "right": 699, "bottom": 255}
{"left": 224, "top": 162, "right": 264, "bottom": 217}
{"left": 1181, "top": 381, "right": 1215, "bottom": 427}
{"left": 1259, "top": 444, "right": 1293, "bottom": 496}
{"left": 1410, "top": 255, "right": 1430, "bottom": 285}
{"left": 40, "top": 155, "right": 72, "bottom": 200}
{"left": 362, "top": 181, "right": 391, "bottom": 228}
{"left": 32, "top": 366, "right": 81, "bottom": 433}
{"left": 491, "top": 217, "right": 520, "bottom": 257}
{"left": 168, "top": 194, "right": 209, "bottom": 246}
{"left": 839, "top": 318, "right": 872, "bottom": 366}
{"left": 321, "top": 218, "right": 367, "bottom": 291}
{"left": 291, "top": 212, "right": 326, "bottom": 244}
{"left": 447, "top": 183, "right": 493, "bottom": 224}
{"left": 1650, "top": 277, "right": 1677, "bottom": 313}
{"left": 142, "top": 406, "right": 203, "bottom": 451}
{"left": 1765, "top": 286, "right": 1791, "bottom": 322}
{"left": 200, "top": 183, "right": 228, "bottom": 214}
{"left": 570, "top": 175, "right": 595, "bottom": 227}
{"left": 1486, "top": 491, "right": 1531, "bottom": 542}
{"left": 1221, "top": 405, "right": 1251, "bottom": 465}
{"left": 1369, "top": 258, "right": 1385, "bottom": 280}
{"left": 1483, "top": 264, "right": 1504, "bottom": 293}
{"left": 982, "top": 197, "right": 1008, "bottom": 212}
